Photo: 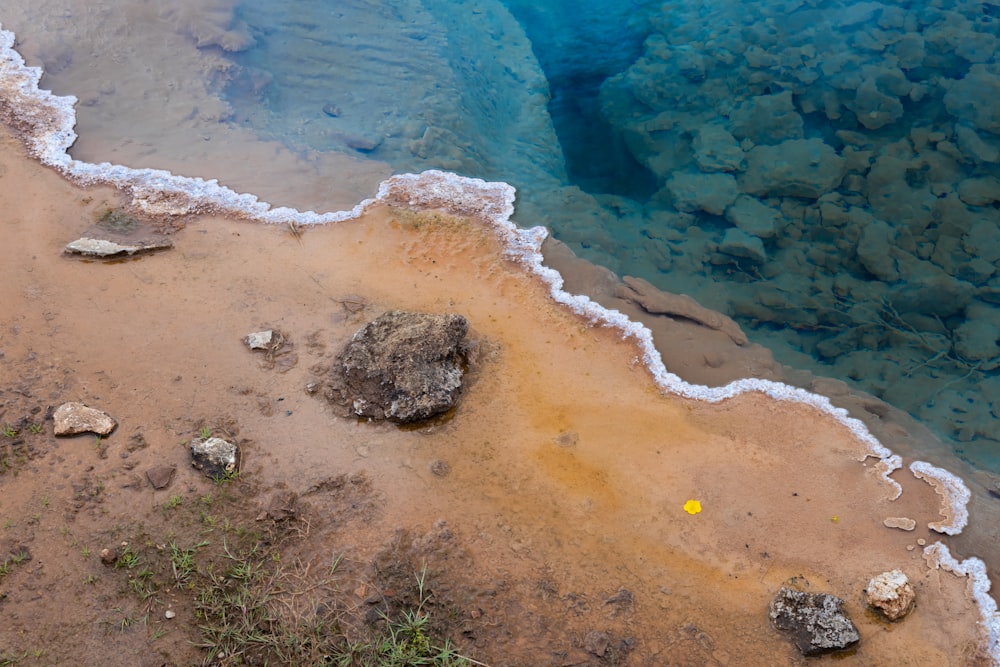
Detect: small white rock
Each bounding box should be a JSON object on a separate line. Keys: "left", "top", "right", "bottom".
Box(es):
{"left": 244, "top": 330, "right": 274, "bottom": 350}
{"left": 165, "top": 609, "right": 176, "bottom": 619}
{"left": 864, "top": 570, "right": 916, "bottom": 621}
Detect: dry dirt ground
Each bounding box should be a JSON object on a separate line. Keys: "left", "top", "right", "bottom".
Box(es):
{"left": 0, "top": 124, "right": 994, "bottom": 666}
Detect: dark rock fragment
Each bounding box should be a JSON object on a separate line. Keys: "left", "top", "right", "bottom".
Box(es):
{"left": 145, "top": 465, "right": 176, "bottom": 490}
{"left": 333, "top": 310, "right": 470, "bottom": 424}
{"left": 769, "top": 587, "right": 860, "bottom": 656}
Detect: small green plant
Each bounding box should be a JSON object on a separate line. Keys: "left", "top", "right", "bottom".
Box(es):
{"left": 0, "top": 561, "right": 10, "bottom": 578}
{"left": 27, "top": 423, "right": 43, "bottom": 434}
{"left": 198, "top": 426, "right": 212, "bottom": 439}
{"left": 41, "top": 496, "right": 49, "bottom": 508}
{"left": 94, "top": 435, "right": 103, "bottom": 448}
{"left": 169, "top": 540, "right": 208, "bottom": 586}
{"left": 83, "top": 574, "right": 98, "bottom": 585}
{"left": 163, "top": 495, "right": 183, "bottom": 510}
{"left": 116, "top": 543, "right": 141, "bottom": 570}
{"left": 9, "top": 550, "right": 28, "bottom": 565}
{"left": 213, "top": 468, "right": 240, "bottom": 486}
{"left": 1, "top": 424, "right": 17, "bottom": 438}
{"left": 81, "top": 546, "right": 91, "bottom": 559}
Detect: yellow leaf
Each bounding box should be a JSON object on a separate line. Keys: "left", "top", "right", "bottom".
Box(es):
{"left": 683, "top": 499, "right": 702, "bottom": 515}
{"left": 831, "top": 515, "right": 840, "bottom": 524}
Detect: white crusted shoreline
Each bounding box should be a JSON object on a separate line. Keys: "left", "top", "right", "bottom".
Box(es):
{"left": 0, "top": 20, "right": 993, "bottom": 663}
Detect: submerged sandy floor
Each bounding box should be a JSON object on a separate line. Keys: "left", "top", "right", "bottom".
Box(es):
{"left": 0, "top": 124, "right": 994, "bottom": 665}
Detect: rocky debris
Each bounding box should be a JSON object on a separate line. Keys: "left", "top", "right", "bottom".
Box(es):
{"left": 190, "top": 437, "right": 240, "bottom": 479}
{"left": 64, "top": 236, "right": 173, "bottom": 258}
{"left": 244, "top": 329, "right": 297, "bottom": 371}
{"left": 145, "top": 465, "right": 176, "bottom": 490}
{"left": 53, "top": 402, "right": 117, "bottom": 436}
{"left": 581, "top": 630, "right": 634, "bottom": 661}
{"left": 99, "top": 547, "right": 118, "bottom": 565}
{"left": 332, "top": 310, "right": 470, "bottom": 423}
{"left": 259, "top": 490, "right": 297, "bottom": 522}
{"left": 588, "top": 0, "right": 1000, "bottom": 459}
{"left": 584, "top": 630, "right": 611, "bottom": 657}
{"left": 616, "top": 275, "right": 748, "bottom": 345}
{"left": 244, "top": 330, "right": 278, "bottom": 350}
{"left": 769, "top": 588, "right": 860, "bottom": 656}
{"left": 864, "top": 570, "right": 916, "bottom": 621}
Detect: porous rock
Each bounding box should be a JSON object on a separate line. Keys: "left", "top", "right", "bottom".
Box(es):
{"left": 334, "top": 310, "right": 469, "bottom": 423}
{"left": 864, "top": 570, "right": 916, "bottom": 621}
{"left": 53, "top": 402, "right": 117, "bottom": 436}
{"left": 190, "top": 437, "right": 240, "bottom": 479}
{"left": 769, "top": 587, "right": 860, "bottom": 656}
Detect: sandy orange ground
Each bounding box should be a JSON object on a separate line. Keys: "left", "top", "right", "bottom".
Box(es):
{"left": 0, "top": 123, "right": 994, "bottom": 665}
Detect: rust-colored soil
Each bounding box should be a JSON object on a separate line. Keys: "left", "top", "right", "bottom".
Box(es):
{"left": 0, "top": 127, "right": 990, "bottom": 666}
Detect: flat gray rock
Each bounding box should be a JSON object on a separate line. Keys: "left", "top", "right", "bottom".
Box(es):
{"left": 53, "top": 402, "right": 117, "bottom": 436}
{"left": 64, "top": 236, "right": 173, "bottom": 258}
{"left": 333, "top": 310, "right": 470, "bottom": 424}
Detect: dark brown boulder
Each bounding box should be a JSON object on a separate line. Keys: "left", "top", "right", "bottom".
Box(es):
{"left": 333, "top": 311, "right": 469, "bottom": 424}
{"left": 330, "top": 310, "right": 469, "bottom": 424}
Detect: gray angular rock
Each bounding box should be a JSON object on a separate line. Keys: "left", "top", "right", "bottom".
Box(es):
{"left": 53, "top": 402, "right": 117, "bottom": 436}
{"left": 725, "top": 195, "right": 779, "bottom": 238}
{"left": 769, "top": 588, "right": 860, "bottom": 656}
{"left": 334, "top": 310, "right": 470, "bottom": 423}
{"left": 945, "top": 66, "right": 1000, "bottom": 135}
{"left": 190, "top": 437, "right": 240, "bottom": 479}
{"left": 693, "top": 125, "right": 744, "bottom": 173}
{"left": 741, "top": 139, "right": 846, "bottom": 199}
{"left": 665, "top": 172, "right": 739, "bottom": 215}
{"left": 718, "top": 228, "right": 767, "bottom": 263}
{"left": 729, "top": 91, "right": 804, "bottom": 145}
{"left": 958, "top": 177, "right": 1000, "bottom": 207}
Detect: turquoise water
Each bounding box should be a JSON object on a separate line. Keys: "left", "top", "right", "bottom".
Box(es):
{"left": 220, "top": 0, "right": 1000, "bottom": 474}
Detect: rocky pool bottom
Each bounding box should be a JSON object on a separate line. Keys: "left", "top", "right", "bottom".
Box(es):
{"left": 0, "top": 122, "right": 997, "bottom": 664}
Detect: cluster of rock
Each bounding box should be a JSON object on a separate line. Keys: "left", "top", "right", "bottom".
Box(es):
{"left": 588, "top": 0, "right": 1000, "bottom": 464}
{"left": 770, "top": 570, "right": 916, "bottom": 656}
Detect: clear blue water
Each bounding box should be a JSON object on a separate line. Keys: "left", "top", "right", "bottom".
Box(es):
{"left": 219, "top": 0, "right": 1000, "bottom": 476}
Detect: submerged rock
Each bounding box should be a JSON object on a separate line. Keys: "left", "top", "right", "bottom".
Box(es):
{"left": 53, "top": 402, "right": 117, "bottom": 436}
{"left": 333, "top": 310, "right": 470, "bottom": 423}
{"left": 769, "top": 587, "right": 860, "bottom": 656}
{"left": 741, "top": 139, "right": 846, "bottom": 199}
{"left": 864, "top": 570, "right": 916, "bottom": 621}
{"left": 190, "top": 437, "right": 240, "bottom": 479}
